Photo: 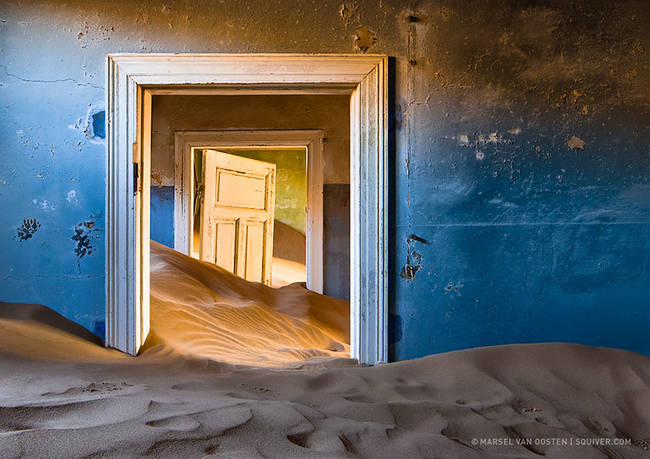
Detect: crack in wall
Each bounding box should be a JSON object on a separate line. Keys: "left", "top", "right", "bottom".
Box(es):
{"left": 0, "top": 65, "right": 103, "bottom": 89}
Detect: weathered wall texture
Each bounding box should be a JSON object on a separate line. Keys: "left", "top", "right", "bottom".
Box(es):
{"left": 0, "top": 0, "right": 648, "bottom": 358}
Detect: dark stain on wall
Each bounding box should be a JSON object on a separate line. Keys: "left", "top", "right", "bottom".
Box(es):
{"left": 400, "top": 250, "right": 423, "bottom": 282}
{"left": 71, "top": 219, "right": 98, "bottom": 267}
{"left": 388, "top": 313, "right": 403, "bottom": 345}
{"left": 17, "top": 218, "right": 40, "bottom": 241}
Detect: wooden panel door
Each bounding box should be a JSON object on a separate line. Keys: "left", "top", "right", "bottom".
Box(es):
{"left": 199, "top": 150, "right": 276, "bottom": 285}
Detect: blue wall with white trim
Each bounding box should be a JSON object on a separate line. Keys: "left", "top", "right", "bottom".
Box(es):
{"left": 0, "top": 0, "right": 648, "bottom": 359}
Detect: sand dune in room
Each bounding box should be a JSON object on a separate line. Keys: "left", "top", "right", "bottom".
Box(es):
{"left": 148, "top": 241, "right": 348, "bottom": 366}
{"left": 0, "top": 244, "right": 649, "bottom": 457}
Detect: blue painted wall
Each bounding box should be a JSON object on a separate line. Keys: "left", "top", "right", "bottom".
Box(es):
{"left": 150, "top": 186, "right": 174, "bottom": 248}
{"left": 0, "top": 0, "right": 648, "bottom": 357}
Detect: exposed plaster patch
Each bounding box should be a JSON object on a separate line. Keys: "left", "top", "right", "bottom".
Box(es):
{"left": 400, "top": 250, "right": 423, "bottom": 282}
{"left": 151, "top": 171, "right": 164, "bottom": 188}
{"left": 401, "top": 234, "right": 428, "bottom": 282}
{"left": 32, "top": 199, "right": 56, "bottom": 211}
{"left": 17, "top": 218, "right": 40, "bottom": 241}
{"left": 69, "top": 103, "right": 106, "bottom": 143}
{"left": 354, "top": 26, "right": 377, "bottom": 52}
{"left": 66, "top": 190, "right": 78, "bottom": 204}
{"left": 567, "top": 135, "right": 586, "bottom": 150}
{"left": 456, "top": 132, "right": 512, "bottom": 148}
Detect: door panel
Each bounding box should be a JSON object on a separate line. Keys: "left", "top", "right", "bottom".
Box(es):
{"left": 200, "top": 149, "right": 276, "bottom": 285}
{"left": 243, "top": 222, "right": 265, "bottom": 282}
{"left": 214, "top": 219, "right": 238, "bottom": 273}
{"left": 216, "top": 171, "right": 267, "bottom": 209}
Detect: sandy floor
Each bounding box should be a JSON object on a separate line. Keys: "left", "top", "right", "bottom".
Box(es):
{"left": 0, "top": 243, "right": 649, "bottom": 457}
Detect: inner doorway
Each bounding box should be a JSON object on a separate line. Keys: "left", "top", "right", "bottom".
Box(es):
{"left": 170, "top": 127, "right": 331, "bottom": 294}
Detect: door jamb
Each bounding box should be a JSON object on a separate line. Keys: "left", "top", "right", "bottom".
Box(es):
{"left": 106, "top": 54, "right": 388, "bottom": 365}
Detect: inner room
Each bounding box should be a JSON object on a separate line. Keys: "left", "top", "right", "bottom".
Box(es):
{"left": 190, "top": 146, "right": 310, "bottom": 288}
{"left": 147, "top": 93, "right": 351, "bottom": 365}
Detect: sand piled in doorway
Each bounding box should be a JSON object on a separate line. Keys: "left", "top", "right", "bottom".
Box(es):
{"left": 148, "top": 240, "right": 348, "bottom": 366}
{"left": 0, "top": 244, "right": 649, "bottom": 457}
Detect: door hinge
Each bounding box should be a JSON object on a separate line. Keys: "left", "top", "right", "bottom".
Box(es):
{"left": 133, "top": 162, "right": 139, "bottom": 195}
{"left": 133, "top": 142, "right": 140, "bottom": 194}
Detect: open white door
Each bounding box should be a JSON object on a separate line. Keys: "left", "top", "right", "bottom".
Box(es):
{"left": 199, "top": 150, "right": 276, "bottom": 285}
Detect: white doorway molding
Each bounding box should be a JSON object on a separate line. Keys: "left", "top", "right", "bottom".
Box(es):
{"left": 106, "top": 54, "right": 388, "bottom": 365}
{"left": 173, "top": 130, "right": 325, "bottom": 293}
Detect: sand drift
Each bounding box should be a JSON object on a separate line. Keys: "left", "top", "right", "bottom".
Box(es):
{"left": 0, "top": 243, "right": 648, "bottom": 457}
{"left": 148, "top": 241, "right": 350, "bottom": 366}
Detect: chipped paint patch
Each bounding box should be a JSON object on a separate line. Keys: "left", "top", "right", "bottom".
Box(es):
{"left": 66, "top": 190, "right": 78, "bottom": 204}
{"left": 71, "top": 219, "right": 100, "bottom": 268}
{"left": 354, "top": 26, "right": 376, "bottom": 52}
{"left": 69, "top": 102, "right": 105, "bottom": 143}
{"left": 17, "top": 218, "right": 40, "bottom": 241}
{"left": 456, "top": 132, "right": 512, "bottom": 148}
{"left": 151, "top": 170, "right": 164, "bottom": 188}
{"left": 400, "top": 250, "right": 423, "bottom": 282}
{"left": 32, "top": 199, "right": 57, "bottom": 211}
{"left": 444, "top": 280, "right": 463, "bottom": 297}
{"left": 401, "top": 234, "right": 427, "bottom": 282}
{"left": 567, "top": 135, "right": 586, "bottom": 150}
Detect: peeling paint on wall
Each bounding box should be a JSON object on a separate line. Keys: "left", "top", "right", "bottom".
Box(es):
{"left": 354, "top": 26, "right": 376, "bottom": 52}
{"left": 71, "top": 219, "right": 100, "bottom": 269}
{"left": 69, "top": 103, "right": 106, "bottom": 142}
{"left": 151, "top": 170, "right": 164, "bottom": 188}
{"left": 400, "top": 234, "right": 427, "bottom": 283}
{"left": 567, "top": 135, "right": 586, "bottom": 150}
{"left": 400, "top": 250, "right": 423, "bottom": 282}
{"left": 17, "top": 218, "right": 40, "bottom": 241}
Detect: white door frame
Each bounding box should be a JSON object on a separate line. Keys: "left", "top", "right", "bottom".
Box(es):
{"left": 173, "top": 130, "right": 325, "bottom": 293}
{"left": 106, "top": 53, "right": 388, "bottom": 365}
